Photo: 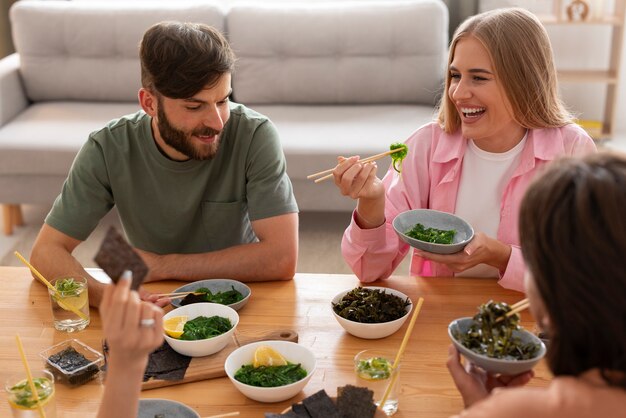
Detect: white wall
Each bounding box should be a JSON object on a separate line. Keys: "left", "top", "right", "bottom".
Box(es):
{"left": 480, "top": 0, "right": 626, "bottom": 138}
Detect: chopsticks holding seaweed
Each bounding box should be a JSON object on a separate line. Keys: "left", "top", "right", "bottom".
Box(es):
{"left": 308, "top": 145, "right": 408, "bottom": 184}
{"left": 496, "top": 298, "right": 530, "bottom": 322}
{"left": 154, "top": 291, "right": 204, "bottom": 298}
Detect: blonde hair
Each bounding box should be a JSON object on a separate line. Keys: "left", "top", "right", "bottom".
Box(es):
{"left": 437, "top": 8, "right": 573, "bottom": 133}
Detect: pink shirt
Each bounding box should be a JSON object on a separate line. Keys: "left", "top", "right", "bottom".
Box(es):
{"left": 451, "top": 370, "right": 626, "bottom": 418}
{"left": 342, "top": 122, "right": 596, "bottom": 291}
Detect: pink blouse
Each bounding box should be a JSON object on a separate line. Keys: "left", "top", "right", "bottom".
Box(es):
{"left": 342, "top": 122, "right": 596, "bottom": 292}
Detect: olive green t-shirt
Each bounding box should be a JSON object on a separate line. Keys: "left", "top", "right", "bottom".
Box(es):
{"left": 46, "top": 103, "right": 298, "bottom": 253}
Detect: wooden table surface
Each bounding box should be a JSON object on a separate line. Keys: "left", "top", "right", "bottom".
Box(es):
{"left": 0, "top": 267, "right": 550, "bottom": 418}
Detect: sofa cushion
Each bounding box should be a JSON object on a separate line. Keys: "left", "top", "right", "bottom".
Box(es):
{"left": 0, "top": 102, "right": 140, "bottom": 176}
{"left": 227, "top": 0, "right": 448, "bottom": 105}
{"left": 10, "top": 1, "right": 225, "bottom": 102}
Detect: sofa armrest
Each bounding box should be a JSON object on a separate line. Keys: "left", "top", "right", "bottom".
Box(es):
{"left": 0, "top": 53, "right": 29, "bottom": 127}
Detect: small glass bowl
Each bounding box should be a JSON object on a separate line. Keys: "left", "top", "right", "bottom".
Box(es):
{"left": 39, "top": 339, "right": 104, "bottom": 387}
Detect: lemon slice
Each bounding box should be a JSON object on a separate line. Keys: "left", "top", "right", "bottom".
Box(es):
{"left": 55, "top": 291, "right": 88, "bottom": 312}
{"left": 253, "top": 345, "right": 287, "bottom": 367}
{"left": 164, "top": 315, "right": 188, "bottom": 338}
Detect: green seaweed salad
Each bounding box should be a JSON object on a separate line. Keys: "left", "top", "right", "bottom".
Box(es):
{"left": 406, "top": 223, "right": 456, "bottom": 244}
{"left": 454, "top": 300, "right": 540, "bottom": 360}
{"left": 181, "top": 286, "right": 244, "bottom": 306}
{"left": 333, "top": 287, "right": 410, "bottom": 323}
{"left": 389, "top": 142, "right": 408, "bottom": 174}
{"left": 179, "top": 315, "right": 233, "bottom": 340}
{"left": 234, "top": 363, "right": 307, "bottom": 387}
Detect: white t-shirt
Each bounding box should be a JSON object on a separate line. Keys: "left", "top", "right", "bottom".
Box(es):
{"left": 454, "top": 134, "right": 527, "bottom": 278}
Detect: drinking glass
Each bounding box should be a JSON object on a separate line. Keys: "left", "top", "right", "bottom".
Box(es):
{"left": 49, "top": 276, "right": 90, "bottom": 332}
{"left": 5, "top": 369, "right": 57, "bottom": 418}
{"left": 354, "top": 349, "right": 400, "bottom": 416}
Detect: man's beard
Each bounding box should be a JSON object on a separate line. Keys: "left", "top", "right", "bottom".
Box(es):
{"left": 156, "top": 104, "right": 221, "bottom": 161}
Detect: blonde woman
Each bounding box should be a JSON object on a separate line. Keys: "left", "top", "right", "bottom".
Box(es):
{"left": 333, "top": 8, "right": 596, "bottom": 292}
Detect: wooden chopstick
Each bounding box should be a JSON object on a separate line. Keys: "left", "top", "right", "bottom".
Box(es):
{"left": 307, "top": 148, "right": 404, "bottom": 183}
{"left": 154, "top": 291, "right": 203, "bottom": 298}
{"left": 509, "top": 298, "right": 529, "bottom": 310}
{"left": 496, "top": 299, "right": 530, "bottom": 322}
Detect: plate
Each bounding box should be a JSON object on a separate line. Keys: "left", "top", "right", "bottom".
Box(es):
{"left": 137, "top": 398, "right": 199, "bottom": 418}
{"left": 169, "top": 279, "right": 251, "bottom": 310}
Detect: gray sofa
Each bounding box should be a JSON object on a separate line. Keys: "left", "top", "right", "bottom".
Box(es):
{"left": 0, "top": 0, "right": 448, "bottom": 234}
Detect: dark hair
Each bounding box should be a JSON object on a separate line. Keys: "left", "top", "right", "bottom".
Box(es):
{"left": 519, "top": 152, "right": 626, "bottom": 389}
{"left": 140, "top": 21, "right": 235, "bottom": 99}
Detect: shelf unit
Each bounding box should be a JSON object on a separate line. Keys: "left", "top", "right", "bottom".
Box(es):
{"left": 537, "top": 0, "right": 625, "bottom": 140}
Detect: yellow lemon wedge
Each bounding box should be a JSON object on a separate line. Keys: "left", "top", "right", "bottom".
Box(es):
{"left": 56, "top": 291, "right": 88, "bottom": 312}
{"left": 253, "top": 345, "right": 287, "bottom": 367}
{"left": 164, "top": 316, "right": 188, "bottom": 339}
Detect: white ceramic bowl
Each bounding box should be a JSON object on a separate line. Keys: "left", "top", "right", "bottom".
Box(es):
{"left": 448, "top": 317, "right": 547, "bottom": 375}
{"left": 393, "top": 209, "right": 474, "bottom": 254}
{"left": 169, "top": 279, "right": 252, "bottom": 310}
{"left": 331, "top": 287, "right": 413, "bottom": 339}
{"left": 163, "top": 303, "right": 239, "bottom": 357}
{"left": 225, "top": 340, "right": 316, "bottom": 403}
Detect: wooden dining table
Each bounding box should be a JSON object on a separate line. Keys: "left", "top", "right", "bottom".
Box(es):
{"left": 0, "top": 266, "right": 551, "bottom": 417}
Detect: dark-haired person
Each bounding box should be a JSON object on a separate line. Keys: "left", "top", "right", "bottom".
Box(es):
{"left": 332, "top": 8, "right": 596, "bottom": 292}
{"left": 30, "top": 22, "right": 299, "bottom": 307}
{"left": 447, "top": 152, "right": 626, "bottom": 417}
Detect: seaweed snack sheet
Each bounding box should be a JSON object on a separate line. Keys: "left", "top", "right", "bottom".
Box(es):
{"left": 93, "top": 226, "right": 148, "bottom": 290}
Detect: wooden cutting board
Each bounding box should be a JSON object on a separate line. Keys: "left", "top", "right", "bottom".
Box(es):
{"left": 141, "top": 329, "right": 298, "bottom": 390}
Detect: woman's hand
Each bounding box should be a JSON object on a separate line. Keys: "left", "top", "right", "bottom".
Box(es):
{"left": 413, "top": 232, "right": 512, "bottom": 273}
{"left": 446, "top": 345, "right": 534, "bottom": 408}
{"left": 99, "top": 275, "right": 164, "bottom": 369}
{"left": 332, "top": 156, "right": 385, "bottom": 201}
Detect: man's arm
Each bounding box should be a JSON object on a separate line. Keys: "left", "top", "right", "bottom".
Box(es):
{"left": 137, "top": 212, "right": 298, "bottom": 282}
{"left": 31, "top": 224, "right": 107, "bottom": 307}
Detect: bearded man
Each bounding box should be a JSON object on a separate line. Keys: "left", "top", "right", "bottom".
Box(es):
{"left": 30, "top": 22, "right": 299, "bottom": 307}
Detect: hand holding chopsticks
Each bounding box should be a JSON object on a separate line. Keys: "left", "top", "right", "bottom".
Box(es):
{"left": 307, "top": 147, "right": 406, "bottom": 184}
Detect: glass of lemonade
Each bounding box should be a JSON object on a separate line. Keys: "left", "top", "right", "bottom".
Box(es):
{"left": 49, "top": 276, "right": 90, "bottom": 332}
{"left": 6, "top": 369, "right": 57, "bottom": 418}
{"left": 354, "top": 349, "right": 400, "bottom": 416}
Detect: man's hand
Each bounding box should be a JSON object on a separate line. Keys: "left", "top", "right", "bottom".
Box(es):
{"left": 446, "top": 345, "right": 534, "bottom": 408}
{"left": 134, "top": 249, "right": 166, "bottom": 282}
{"left": 413, "top": 233, "right": 512, "bottom": 273}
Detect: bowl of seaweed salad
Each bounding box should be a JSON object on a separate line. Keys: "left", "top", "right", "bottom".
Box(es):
{"left": 393, "top": 209, "right": 474, "bottom": 254}
{"left": 448, "top": 300, "right": 546, "bottom": 375}
{"left": 163, "top": 302, "right": 239, "bottom": 357}
{"left": 331, "top": 287, "right": 412, "bottom": 339}
{"left": 225, "top": 340, "right": 316, "bottom": 403}
{"left": 170, "top": 279, "right": 251, "bottom": 310}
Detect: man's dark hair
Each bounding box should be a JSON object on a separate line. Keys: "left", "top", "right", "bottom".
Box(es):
{"left": 519, "top": 152, "right": 626, "bottom": 389}
{"left": 140, "top": 21, "right": 235, "bottom": 98}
